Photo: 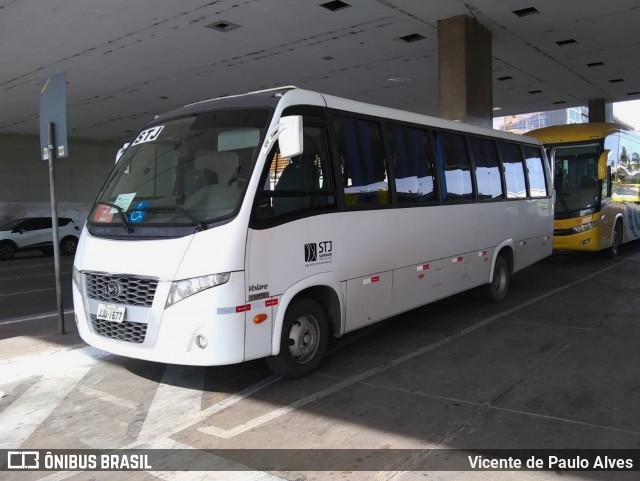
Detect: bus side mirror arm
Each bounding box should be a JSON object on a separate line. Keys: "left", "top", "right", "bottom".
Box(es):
{"left": 262, "top": 116, "right": 303, "bottom": 158}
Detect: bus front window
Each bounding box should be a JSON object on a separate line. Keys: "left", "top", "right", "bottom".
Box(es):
{"left": 89, "top": 109, "right": 270, "bottom": 235}
{"left": 552, "top": 143, "right": 600, "bottom": 217}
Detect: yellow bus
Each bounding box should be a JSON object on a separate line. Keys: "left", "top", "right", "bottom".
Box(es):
{"left": 528, "top": 122, "right": 640, "bottom": 257}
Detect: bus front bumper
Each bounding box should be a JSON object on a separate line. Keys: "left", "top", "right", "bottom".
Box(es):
{"left": 552, "top": 226, "right": 601, "bottom": 252}
{"left": 73, "top": 272, "right": 249, "bottom": 366}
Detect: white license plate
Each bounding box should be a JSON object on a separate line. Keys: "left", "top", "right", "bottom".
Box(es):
{"left": 96, "top": 303, "right": 126, "bottom": 323}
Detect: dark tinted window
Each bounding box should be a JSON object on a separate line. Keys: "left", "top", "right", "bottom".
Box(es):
{"left": 334, "top": 116, "right": 389, "bottom": 207}
{"left": 499, "top": 141, "right": 527, "bottom": 198}
{"left": 387, "top": 125, "right": 436, "bottom": 203}
{"left": 469, "top": 137, "right": 503, "bottom": 199}
{"left": 523, "top": 146, "right": 547, "bottom": 197}
{"left": 433, "top": 131, "right": 473, "bottom": 201}
{"left": 253, "top": 124, "right": 336, "bottom": 221}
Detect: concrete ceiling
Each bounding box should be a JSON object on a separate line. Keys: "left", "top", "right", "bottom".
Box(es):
{"left": 2, "top": 0, "right": 640, "bottom": 142}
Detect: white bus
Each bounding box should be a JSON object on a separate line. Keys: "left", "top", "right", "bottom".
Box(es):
{"left": 72, "top": 87, "right": 553, "bottom": 378}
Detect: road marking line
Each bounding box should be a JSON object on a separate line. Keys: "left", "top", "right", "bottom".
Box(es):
{"left": 0, "top": 345, "right": 109, "bottom": 384}
{"left": 140, "top": 437, "right": 286, "bottom": 481}
{"left": 78, "top": 385, "right": 139, "bottom": 410}
{"left": 0, "top": 366, "right": 92, "bottom": 448}
{"left": 136, "top": 368, "right": 281, "bottom": 444}
{"left": 0, "top": 287, "right": 59, "bottom": 297}
{"left": 0, "top": 308, "right": 75, "bottom": 326}
{"left": 199, "top": 257, "right": 625, "bottom": 439}
{"left": 136, "top": 365, "right": 206, "bottom": 443}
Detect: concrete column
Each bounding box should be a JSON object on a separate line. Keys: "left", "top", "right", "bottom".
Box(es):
{"left": 438, "top": 15, "right": 493, "bottom": 128}
{"left": 588, "top": 98, "right": 613, "bottom": 123}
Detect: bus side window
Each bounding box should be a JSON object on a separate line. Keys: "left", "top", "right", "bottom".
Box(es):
{"left": 523, "top": 146, "right": 548, "bottom": 198}
{"left": 387, "top": 124, "right": 436, "bottom": 204}
{"left": 252, "top": 125, "right": 336, "bottom": 222}
{"left": 433, "top": 130, "right": 473, "bottom": 202}
{"left": 469, "top": 136, "right": 503, "bottom": 200}
{"left": 333, "top": 116, "right": 389, "bottom": 207}
{"left": 499, "top": 141, "right": 527, "bottom": 199}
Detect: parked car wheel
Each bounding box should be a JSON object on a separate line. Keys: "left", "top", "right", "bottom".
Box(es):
{"left": 60, "top": 236, "right": 79, "bottom": 255}
{"left": 0, "top": 241, "right": 16, "bottom": 261}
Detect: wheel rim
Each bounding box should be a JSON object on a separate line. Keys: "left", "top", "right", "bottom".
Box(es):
{"left": 62, "top": 239, "right": 77, "bottom": 254}
{"left": 0, "top": 244, "right": 14, "bottom": 260}
{"left": 287, "top": 314, "right": 320, "bottom": 364}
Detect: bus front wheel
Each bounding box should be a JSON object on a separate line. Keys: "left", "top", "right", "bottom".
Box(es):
{"left": 604, "top": 220, "right": 623, "bottom": 258}
{"left": 266, "top": 297, "right": 329, "bottom": 379}
{"left": 480, "top": 255, "right": 510, "bottom": 303}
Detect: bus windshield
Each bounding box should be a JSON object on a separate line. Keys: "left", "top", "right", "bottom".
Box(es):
{"left": 552, "top": 143, "right": 600, "bottom": 216}
{"left": 90, "top": 109, "right": 271, "bottom": 232}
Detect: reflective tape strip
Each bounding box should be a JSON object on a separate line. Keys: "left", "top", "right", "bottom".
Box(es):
{"left": 218, "top": 298, "right": 279, "bottom": 315}
{"left": 265, "top": 298, "right": 278, "bottom": 307}
{"left": 417, "top": 264, "right": 430, "bottom": 271}
{"left": 452, "top": 256, "right": 463, "bottom": 263}
{"left": 478, "top": 250, "right": 487, "bottom": 257}
{"left": 217, "top": 307, "right": 237, "bottom": 315}
{"left": 520, "top": 240, "right": 527, "bottom": 246}
{"left": 363, "top": 275, "right": 380, "bottom": 285}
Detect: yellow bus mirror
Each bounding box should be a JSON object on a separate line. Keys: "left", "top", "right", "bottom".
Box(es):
{"left": 597, "top": 150, "right": 609, "bottom": 181}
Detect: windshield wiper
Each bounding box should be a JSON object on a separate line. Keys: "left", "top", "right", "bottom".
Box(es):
{"left": 145, "top": 206, "right": 208, "bottom": 231}
{"left": 96, "top": 202, "right": 134, "bottom": 233}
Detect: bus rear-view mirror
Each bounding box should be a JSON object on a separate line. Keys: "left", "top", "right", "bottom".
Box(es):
{"left": 278, "top": 115, "right": 303, "bottom": 158}
{"left": 597, "top": 150, "right": 609, "bottom": 181}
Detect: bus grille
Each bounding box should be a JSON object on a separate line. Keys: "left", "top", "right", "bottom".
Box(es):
{"left": 90, "top": 315, "right": 147, "bottom": 344}
{"left": 85, "top": 273, "right": 158, "bottom": 307}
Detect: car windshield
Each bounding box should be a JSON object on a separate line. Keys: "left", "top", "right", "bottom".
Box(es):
{"left": 90, "top": 109, "right": 271, "bottom": 231}
{"left": 552, "top": 143, "right": 601, "bottom": 215}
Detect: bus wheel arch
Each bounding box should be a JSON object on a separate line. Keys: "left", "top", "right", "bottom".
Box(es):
{"left": 268, "top": 281, "right": 342, "bottom": 378}
{"left": 481, "top": 246, "right": 513, "bottom": 303}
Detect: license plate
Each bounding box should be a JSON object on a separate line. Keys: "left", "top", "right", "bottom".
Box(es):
{"left": 96, "top": 303, "right": 126, "bottom": 323}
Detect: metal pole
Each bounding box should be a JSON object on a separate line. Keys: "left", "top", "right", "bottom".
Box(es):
{"left": 47, "top": 122, "right": 65, "bottom": 335}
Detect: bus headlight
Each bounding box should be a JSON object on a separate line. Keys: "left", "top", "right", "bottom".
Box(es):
{"left": 166, "top": 273, "right": 231, "bottom": 308}
{"left": 571, "top": 220, "right": 600, "bottom": 233}
{"left": 72, "top": 266, "right": 82, "bottom": 290}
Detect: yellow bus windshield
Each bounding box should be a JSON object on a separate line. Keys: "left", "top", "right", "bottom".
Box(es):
{"left": 552, "top": 143, "right": 600, "bottom": 216}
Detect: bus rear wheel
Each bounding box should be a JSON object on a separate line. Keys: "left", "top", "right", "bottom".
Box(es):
{"left": 266, "top": 297, "right": 328, "bottom": 379}
{"left": 480, "top": 255, "right": 510, "bottom": 303}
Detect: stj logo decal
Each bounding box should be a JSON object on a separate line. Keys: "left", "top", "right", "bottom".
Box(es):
{"left": 304, "top": 241, "right": 333, "bottom": 266}
{"left": 304, "top": 243, "right": 318, "bottom": 262}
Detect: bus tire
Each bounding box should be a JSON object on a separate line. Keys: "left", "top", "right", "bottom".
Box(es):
{"left": 266, "top": 297, "right": 328, "bottom": 379}
{"left": 480, "top": 255, "right": 510, "bottom": 303}
{"left": 603, "top": 219, "right": 623, "bottom": 258}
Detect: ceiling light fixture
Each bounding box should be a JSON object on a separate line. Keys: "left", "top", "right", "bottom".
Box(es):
{"left": 205, "top": 21, "right": 240, "bottom": 32}
{"left": 397, "top": 33, "right": 425, "bottom": 43}
{"left": 319, "top": 1, "right": 351, "bottom": 12}
{"left": 513, "top": 7, "right": 540, "bottom": 17}
{"left": 555, "top": 38, "right": 577, "bottom": 46}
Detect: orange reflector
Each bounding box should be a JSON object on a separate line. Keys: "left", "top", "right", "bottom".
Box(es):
{"left": 253, "top": 314, "right": 268, "bottom": 324}
{"left": 418, "top": 273, "right": 425, "bottom": 279}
